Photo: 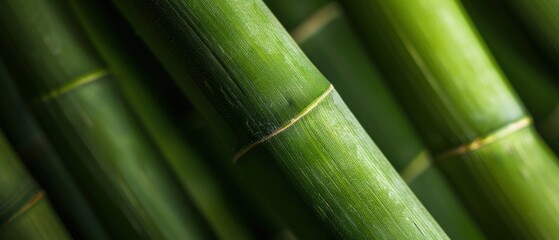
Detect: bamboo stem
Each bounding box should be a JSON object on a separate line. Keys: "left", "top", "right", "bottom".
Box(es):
{"left": 339, "top": 0, "right": 559, "bottom": 238}
{"left": 0, "top": 129, "right": 70, "bottom": 240}
{"left": 0, "top": 0, "right": 216, "bottom": 239}
{"left": 460, "top": 0, "right": 559, "bottom": 154}
{"left": 264, "top": 0, "right": 484, "bottom": 238}
{"left": 499, "top": 0, "right": 559, "bottom": 66}
{"left": 0, "top": 60, "right": 110, "bottom": 240}
{"left": 111, "top": 0, "right": 448, "bottom": 238}
{"left": 68, "top": 0, "right": 287, "bottom": 238}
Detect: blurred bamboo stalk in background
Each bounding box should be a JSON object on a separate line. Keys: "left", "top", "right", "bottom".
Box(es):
{"left": 0, "top": 60, "right": 110, "bottom": 240}
{"left": 0, "top": 129, "right": 70, "bottom": 240}
{"left": 339, "top": 0, "right": 559, "bottom": 238}
{"left": 111, "top": 0, "right": 448, "bottom": 238}
{"left": 500, "top": 0, "right": 559, "bottom": 66}
{"left": 263, "top": 0, "right": 483, "bottom": 238}
{"left": 461, "top": 0, "right": 559, "bottom": 155}
{"left": 69, "top": 0, "right": 288, "bottom": 239}
{"left": 0, "top": 0, "right": 216, "bottom": 239}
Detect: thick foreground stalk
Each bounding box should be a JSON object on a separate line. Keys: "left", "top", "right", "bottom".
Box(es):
{"left": 69, "top": 0, "right": 286, "bottom": 239}
{"left": 0, "top": 0, "right": 215, "bottom": 239}
{"left": 461, "top": 0, "right": 559, "bottom": 155}
{"left": 263, "top": 0, "right": 483, "bottom": 239}
{"left": 112, "top": 0, "right": 448, "bottom": 239}
{"left": 339, "top": 0, "right": 559, "bottom": 238}
{"left": 0, "top": 129, "right": 70, "bottom": 240}
{"left": 0, "top": 60, "right": 109, "bottom": 240}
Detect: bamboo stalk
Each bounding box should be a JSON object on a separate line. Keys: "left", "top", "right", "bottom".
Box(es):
{"left": 68, "top": 0, "right": 287, "bottom": 239}
{"left": 263, "top": 1, "right": 484, "bottom": 239}
{"left": 0, "top": 0, "right": 216, "bottom": 239}
{"left": 0, "top": 129, "right": 71, "bottom": 240}
{"left": 460, "top": 0, "right": 559, "bottom": 155}
{"left": 0, "top": 59, "right": 109, "bottom": 240}
{"left": 339, "top": 0, "right": 559, "bottom": 238}
{"left": 499, "top": 0, "right": 559, "bottom": 66}
{"left": 111, "top": 0, "right": 448, "bottom": 239}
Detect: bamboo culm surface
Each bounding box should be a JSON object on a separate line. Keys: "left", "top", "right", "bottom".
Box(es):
{"left": 69, "top": 0, "right": 286, "bottom": 239}
{"left": 112, "top": 0, "right": 448, "bottom": 239}
{"left": 460, "top": 0, "right": 559, "bottom": 155}
{"left": 0, "top": 60, "right": 110, "bottom": 240}
{"left": 263, "top": 0, "right": 484, "bottom": 239}
{"left": 0, "top": 0, "right": 216, "bottom": 239}
{"left": 0, "top": 129, "right": 70, "bottom": 240}
{"left": 339, "top": 0, "right": 559, "bottom": 238}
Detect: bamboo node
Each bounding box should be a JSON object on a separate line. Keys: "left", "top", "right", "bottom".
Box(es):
{"left": 233, "top": 84, "right": 334, "bottom": 162}
{"left": 27, "top": 69, "right": 109, "bottom": 106}
{"left": 1, "top": 191, "right": 45, "bottom": 227}
{"left": 399, "top": 150, "right": 431, "bottom": 183}
{"left": 435, "top": 117, "right": 532, "bottom": 161}
{"left": 290, "top": 2, "right": 340, "bottom": 44}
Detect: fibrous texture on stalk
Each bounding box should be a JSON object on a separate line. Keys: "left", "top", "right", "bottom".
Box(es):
{"left": 264, "top": 0, "right": 483, "bottom": 238}
{"left": 112, "top": 0, "right": 448, "bottom": 239}
{"left": 69, "top": 0, "right": 285, "bottom": 238}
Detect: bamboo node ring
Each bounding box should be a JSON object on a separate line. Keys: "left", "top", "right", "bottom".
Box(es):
{"left": 290, "top": 2, "right": 340, "bottom": 44}
{"left": 435, "top": 117, "right": 532, "bottom": 161}
{"left": 2, "top": 191, "right": 45, "bottom": 227}
{"left": 399, "top": 150, "right": 431, "bottom": 183}
{"left": 233, "top": 84, "right": 334, "bottom": 162}
{"left": 27, "top": 69, "right": 109, "bottom": 106}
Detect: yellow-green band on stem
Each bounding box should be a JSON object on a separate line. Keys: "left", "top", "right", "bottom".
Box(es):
{"left": 290, "top": 2, "right": 340, "bottom": 44}
{"left": 233, "top": 84, "right": 334, "bottom": 163}
{"left": 436, "top": 117, "right": 533, "bottom": 161}
{"left": 399, "top": 150, "right": 431, "bottom": 183}
{"left": 1, "top": 191, "right": 45, "bottom": 227}
{"left": 27, "top": 69, "right": 109, "bottom": 106}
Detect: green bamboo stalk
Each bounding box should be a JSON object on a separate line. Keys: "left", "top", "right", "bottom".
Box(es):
{"left": 68, "top": 0, "right": 287, "bottom": 239}
{"left": 460, "top": 0, "right": 559, "bottom": 155}
{"left": 339, "top": 0, "right": 559, "bottom": 238}
{"left": 263, "top": 1, "right": 484, "bottom": 239}
{"left": 499, "top": 0, "right": 559, "bottom": 66}
{"left": 0, "top": 0, "right": 216, "bottom": 239}
{"left": 0, "top": 59, "right": 109, "bottom": 240}
{"left": 0, "top": 129, "right": 71, "bottom": 240}
{"left": 112, "top": 0, "right": 448, "bottom": 239}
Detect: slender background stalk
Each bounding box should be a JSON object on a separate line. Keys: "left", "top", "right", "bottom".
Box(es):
{"left": 0, "top": 129, "right": 70, "bottom": 240}
{"left": 461, "top": 0, "right": 559, "bottom": 154}
{"left": 339, "top": 0, "right": 559, "bottom": 238}
{"left": 0, "top": 0, "right": 216, "bottom": 239}
{"left": 69, "top": 0, "right": 287, "bottom": 238}
{"left": 0, "top": 60, "right": 109, "bottom": 240}
{"left": 499, "top": 0, "right": 559, "bottom": 66}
